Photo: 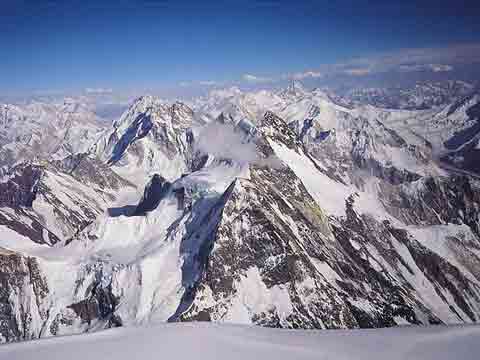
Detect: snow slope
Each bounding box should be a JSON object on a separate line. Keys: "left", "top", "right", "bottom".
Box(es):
{"left": 2, "top": 322, "right": 480, "bottom": 360}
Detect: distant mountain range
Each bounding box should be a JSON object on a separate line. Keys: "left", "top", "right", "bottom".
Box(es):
{"left": 332, "top": 80, "right": 476, "bottom": 110}
{"left": 1, "top": 80, "right": 480, "bottom": 343}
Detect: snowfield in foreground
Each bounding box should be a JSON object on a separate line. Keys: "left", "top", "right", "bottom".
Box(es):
{"left": 1, "top": 323, "right": 479, "bottom": 360}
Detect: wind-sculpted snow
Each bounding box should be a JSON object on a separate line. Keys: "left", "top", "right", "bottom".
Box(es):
{"left": 1, "top": 85, "right": 480, "bottom": 344}
{"left": 3, "top": 323, "right": 480, "bottom": 360}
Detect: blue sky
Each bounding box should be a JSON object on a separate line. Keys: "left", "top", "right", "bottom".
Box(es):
{"left": 2, "top": 0, "right": 480, "bottom": 95}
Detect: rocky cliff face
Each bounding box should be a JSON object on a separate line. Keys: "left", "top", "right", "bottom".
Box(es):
{"left": 176, "top": 175, "right": 358, "bottom": 328}
{"left": 0, "top": 251, "right": 49, "bottom": 343}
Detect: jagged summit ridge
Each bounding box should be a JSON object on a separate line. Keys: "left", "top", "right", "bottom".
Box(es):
{"left": 91, "top": 96, "right": 197, "bottom": 183}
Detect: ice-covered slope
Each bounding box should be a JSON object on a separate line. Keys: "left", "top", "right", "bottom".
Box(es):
{"left": 2, "top": 323, "right": 480, "bottom": 360}
{"left": 0, "top": 162, "right": 250, "bottom": 341}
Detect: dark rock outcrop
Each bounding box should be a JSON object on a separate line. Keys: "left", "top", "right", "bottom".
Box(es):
{"left": 0, "top": 164, "right": 42, "bottom": 208}
{"left": 134, "top": 174, "right": 171, "bottom": 215}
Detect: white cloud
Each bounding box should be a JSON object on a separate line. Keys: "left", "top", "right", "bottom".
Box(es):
{"left": 179, "top": 80, "right": 218, "bottom": 87}
{"left": 332, "top": 43, "right": 480, "bottom": 76}
{"left": 430, "top": 64, "right": 454, "bottom": 72}
{"left": 283, "top": 71, "right": 323, "bottom": 80}
{"left": 242, "top": 74, "right": 273, "bottom": 83}
{"left": 398, "top": 63, "right": 453, "bottom": 73}
{"left": 195, "top": 121, "right": 281, "bottom": 168}
{"left": 84, "top": 87, "right": 113, "bottom": 95}
{"left": 198, "top": 80, "right": 218, "bottom": 86}
{"left": 278, "top": 44, "right": 476, "bottom": 80}
{"left": 196, "top": 122, "right": 259, "bottom": 164}
{"left": 178, "top": 43, "right": 477, "bottom": 90}
{"left": 342, "top": 68, "right": 372, "bottom": 76}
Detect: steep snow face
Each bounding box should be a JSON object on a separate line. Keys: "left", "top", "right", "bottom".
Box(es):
{"left": 0, "top": 100, "right": 105, "bottom": 168}
{"left": 31, "top": 160, "right": 134, "bottom": 242}
{"left": 92, "top": 96, "right": 197, "bottom": 184}
{"left": 258, "top": 109, "right": 480, "bottom": 327}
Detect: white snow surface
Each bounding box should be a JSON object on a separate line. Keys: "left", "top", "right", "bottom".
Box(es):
{"left": 2, "top": 322, "right": 480, "bottom": 360}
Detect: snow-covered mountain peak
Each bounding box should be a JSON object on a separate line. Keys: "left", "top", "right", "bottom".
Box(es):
{"left": 113, "top": 95, "right": 162, "bottom": 129}
{"left": 92, "top": 96, "right": 197, "bottom": 183}
{"left": 278, "top": 80, "right": 308, "bottom": 100}
{"left": 114, "top": 96, "right": 194, "bottom": 132}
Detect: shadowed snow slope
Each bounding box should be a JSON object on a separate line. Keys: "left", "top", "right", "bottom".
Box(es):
{"left": 1, "top": 323, "right": 480, "bottom": 360}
